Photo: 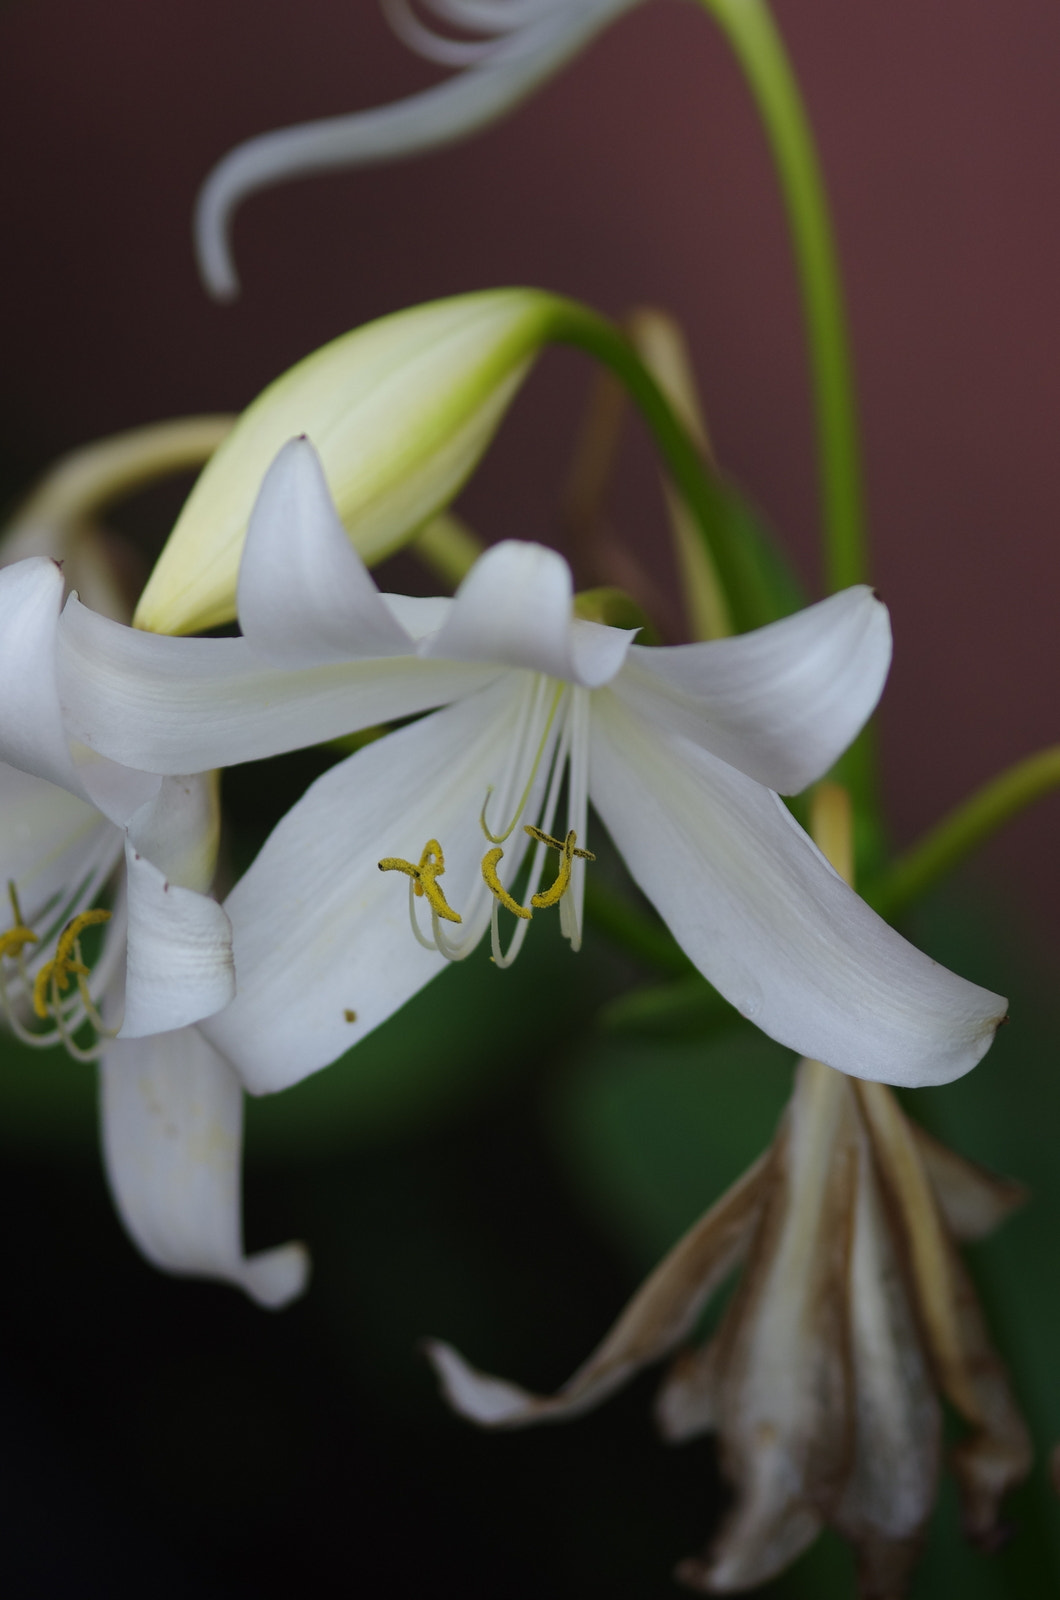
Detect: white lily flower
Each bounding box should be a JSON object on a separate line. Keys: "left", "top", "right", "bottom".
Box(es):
{"left": 195, "top": 0, "right": 647, "bottom": 299}
{"left": 0, "top": 441, "right": 307, "bottom": 1308}
{"left": 55, "top": 437, "right": 1005, "bottom": 1099}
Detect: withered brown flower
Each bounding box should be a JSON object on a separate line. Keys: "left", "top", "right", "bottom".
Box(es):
{"left": 426, "top": 1059, "right": 1031, "bottom": 1596}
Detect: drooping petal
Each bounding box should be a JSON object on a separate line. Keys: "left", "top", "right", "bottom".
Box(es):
{"left": 193, "top": 0, "right": 644, "bottom": 300}
{"left": 57, "top": 592, "right": 498, "bottom": 773}
{"left": 426, "top": 1148, "right": 772, "bottom": 1429}
{"left": 237, "top": 437, "right": 414, "bottom": 667}
{"left": 614, "top": 586, "right": 891, "bottom": 794}
{"left": 588, "top": 693, "right": 1006, "bottom": 1087}
{"left": 675, "top": 1062, "right": 858, "bottom": 1593}
{"left": 119, "top": 845, "right": 234, "bottom": 1038}
{"left": 424, "top": 540, "right": 634, "bottom": 687}
{"left": 201, "top": 673, "right": 531, "bottom": 1093}
{"left": 100, "top": 1024, "right": 309, "bottom": 1308}
{"left": 830, "top": 1100, "right": 940, "bottom": 1593}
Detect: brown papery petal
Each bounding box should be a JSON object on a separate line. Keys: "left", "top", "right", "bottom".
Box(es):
{"left": 857, "top": 1082, "right": 1032, "bottom": 1547}
{"left": 683, "top": 1062, "right": 860, "bottom": 1592}
{"left": 425, "top": 1144, "right": 773, "bottom": 1429}
{"left": 831, "top": 1110, "right": 940, "bottom": 1597}
{"left": 911, "top": 1122, "right": 1027, "bottom": 1243}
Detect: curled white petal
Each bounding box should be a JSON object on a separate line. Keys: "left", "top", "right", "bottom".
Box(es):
{"left": 100, "top": 1025, "right": 309, "bottom": 1308}
{"left": 617, "top": 586, "right": 891, "bottom": 794}
{"left": 194, "top": 0, "right": 644, "bottom": 299}
{"left": 424, "top": 540, "right": 634, "bottom": 686}
{"left": 120, "top": 844, "right": 234, "bottom": 1038}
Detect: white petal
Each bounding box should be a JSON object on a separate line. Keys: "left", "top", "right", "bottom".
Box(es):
{"left": 0, "top": 760, "right": 120, "bottom": 924}
{"left": 0, "top": 558, "right": 87, "bottom": 794}
{"left": 589, "top": 695, "right": 1007, "bottom": 1087}
{"left": 57, "top": 593, "right": 498, "bottom": 772}
{"left": 425, "top": 540, "right": 633, "bottom": 687}
{"left": 202, "top": 674, "right": 529, "bottom": 1093}
{"left": 120, "top": 844, "right": 234, "bottom": 1038}
{"left": 614, "top": 587, "right": 891, "bottom": 794}
{"left": 193, "top": 0, "right": 642, "bottom": 299}
{"left": 0, "top": 559, "right": 158, "bottom": 821}
{"left": 238, "top": 437, "right": 413, "bottom": 667}
{"left": 100, "top": 1025, "right": 309, "bottom": 1308}
{"left": 125, "top": 773, "right": 221, "bottom": 896}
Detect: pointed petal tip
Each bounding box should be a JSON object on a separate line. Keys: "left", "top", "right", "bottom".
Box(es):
{"left": 422, "top": 1338, "right": 537, "bottom": 1428}
{"left": 242, "top": 1241, "right": 311, "bottom": 1310}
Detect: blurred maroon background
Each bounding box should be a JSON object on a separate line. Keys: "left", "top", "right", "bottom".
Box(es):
{"left": 2, "top": 0, "right": 1058, "bottom": 945}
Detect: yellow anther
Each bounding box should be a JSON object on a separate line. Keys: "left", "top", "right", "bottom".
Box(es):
{"left": 0, "top": 926, "right": 38, "bottom": 961}
{"left": 379, "top": 839, "right": 462, "bottom": 924}
{"left": 524, "top": 825, "right": 595, "bottom": 861}
{"left": 32, "top": 909, "right": 111, "bottom": 1020}
{"left": 481, "top": 848, "right": 532, "bottom": 920}
{"left": 526, "top": 827, "right": 595, "bottom": 910}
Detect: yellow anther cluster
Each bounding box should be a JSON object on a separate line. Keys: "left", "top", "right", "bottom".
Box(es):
{"left": 524, "top": 826, "right": 595, "bottom": 910}
{"left": 380, "top": 822, "right": 595, "bottom": 945}
{"left": 0, "top": 925, "right": 39, "bottom": 962}
{"left": 32, "top": 909, "right": 112, "bottom": 1020}
{"left": 378, "top": 839, "right": 462, "bottom": 923}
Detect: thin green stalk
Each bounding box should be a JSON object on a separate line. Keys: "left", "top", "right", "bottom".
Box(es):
{"left": 550, "top": 301, "right": 775, "bottom": 634}
{"left": 867, "top": 746, "right": 1060, "bottom": 923}
{"left": 698, "top": 0, "right": 866, "bottom": 596}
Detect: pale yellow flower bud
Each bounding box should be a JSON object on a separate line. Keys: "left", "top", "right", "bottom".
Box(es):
{"left": 134, "top": 289, "right": 568, "bottom": 635}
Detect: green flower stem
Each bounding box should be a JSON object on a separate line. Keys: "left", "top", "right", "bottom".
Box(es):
{"left": 552, "top": 302, "right": 770, "bottom": 634}
{"left": 867, "top": 746, "right": 1060, "bottom": 923}
{"left": 697, "top": 0, "right": 866, "bottom": 597}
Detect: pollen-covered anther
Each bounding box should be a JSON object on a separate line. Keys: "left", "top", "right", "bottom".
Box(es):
{"left": 481, "top": 847, "right": 532, "bottom": 920}
{"left": 378, "top": 838, "right": 462, "bottom": 923}
{"left": 525, "top": 826, "right": 594, "bottom": 910}
{"left": 32, "top": 909, "right": 112, "bottom": 1020}
{"left": 0, "top": 925, "right": 39, "bottom": 962}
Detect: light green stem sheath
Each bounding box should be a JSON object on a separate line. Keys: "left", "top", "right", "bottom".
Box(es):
{"left": 869, "top": 746, "right": 1060, "bottom": 922}
{"left": 696, "top": 0, "right": 866, "bottom": 596}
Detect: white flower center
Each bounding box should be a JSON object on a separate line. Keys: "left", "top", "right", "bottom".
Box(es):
{"left": 379, "top": 674, "right": 592, "bottom": 968}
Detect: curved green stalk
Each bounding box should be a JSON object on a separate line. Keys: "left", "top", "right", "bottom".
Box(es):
{"left": 867, "top": 746, "right": 1060, "bottom": 922}
{"left": 697, "top": 0, "right": 866, "bottom": 596}
{"left": 550, "top": 300, "right": 794, "bottom": 634}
